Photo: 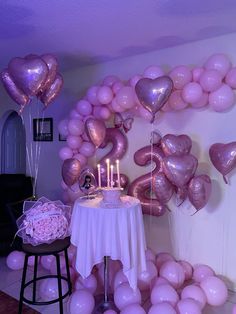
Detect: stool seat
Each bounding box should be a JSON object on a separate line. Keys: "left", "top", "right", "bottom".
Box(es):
{"left": 22, "top": 237, "right": 70, "bottom": 255}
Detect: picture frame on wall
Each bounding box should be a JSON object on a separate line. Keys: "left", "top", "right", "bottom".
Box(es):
{"left": 33, "top": 118, "right": 53, "bottom": 141}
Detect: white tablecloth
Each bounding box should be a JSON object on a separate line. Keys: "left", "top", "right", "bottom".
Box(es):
{"left": 70, "top": 195, "right": 147, "bottom": 290}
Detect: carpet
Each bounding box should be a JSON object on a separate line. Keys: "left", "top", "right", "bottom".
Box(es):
{"left": 0, "top": 290, "right": 40, "bottom": 314}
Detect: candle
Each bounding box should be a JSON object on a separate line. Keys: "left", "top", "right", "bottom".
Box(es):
{"left": 110, "top": 165, "right": 114, "bottom": 187}
{"left": 116, "top": 159, "right": 120, "bottom": 188}
{"left": 106, "top": 159, "right": 110, "bottom": 187}
{"left": 97, "top": 164, "right": 101, "bottom": 188}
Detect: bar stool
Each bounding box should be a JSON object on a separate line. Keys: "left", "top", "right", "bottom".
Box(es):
{"left": 18, "top": 237, "right": 72, "bottom": 314}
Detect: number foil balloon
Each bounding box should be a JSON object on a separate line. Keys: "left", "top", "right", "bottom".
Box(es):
{"left": 135, "top": 76, "right": 173, "bottom": 123}
{"left": 188, "top": 175, "right": 212, "bottom": 211}
{"left": 209, "top": 142, "right": 236, "bottom": 183}
{"left": 85, "top": 117, "right": 106, "bottom": 148}
{"left": 161, "top": 134, "right": 192, "bottom": 156}
{"left": 62, "top": 158, "right": 81, "bottom": 186}
{"left": 40, "top": 73, "right": 63, "bottom": 106}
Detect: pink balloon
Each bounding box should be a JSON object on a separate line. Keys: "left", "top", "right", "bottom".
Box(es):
{"left": 159, "top": 261, "right": 185, "bottom": 289}
{"left": 103, "top": 75, "right": 119, "bottom": 87}
{"left": 181, "top": 284, "right": 207, "bottom": 309}
{"left": 182, "top": 82, "right": 203, "bottom": 104}
{"left": 176, "top": 298, "right": 201, "bottom": 314}
{"left": 97, "top": 86, "right": 113, "bottom": 104}
{"left": 76, "top": 99, "right": 93, "bottom": 116}
{"left": 200, "top": 276, "right": 228, "bottom": 306}
{"left": 114, "top": 270, "right": 128, "bottom": 291}
{"left": 86, "top": 85, "right": 100, "bottom": 106}
{"left": 143, "top": 65, "right": 165, "bottom": 79}
{"left": 59, "top": 147, "right": 73, "bottom": 160}
{"left": 153, "top": 172, "right": 174, "bottom": 204}
{"left": 209, "top": 83, "right": 235, "bottom": 112}
{"left": 27, "top": 255, "right": 40, "bottom": 267}
{"left": 67, "top": 135, "right": 83, "bottom": 149}
{"left": 169, "top": 66, "right": 192, "bottom": 89}
{"left": 136, "top": 103, "right": 154, "bottom": 121}
{"left": 99, "top": 106, "right": 112, "bottom": 120}
{"left": 40, "top": 73, "right": 63, "bottom": 107}
{"left": 75, "top": 274, "right": 97, "bottom": 295}
{"left": 66, "top": 244, "right": 77, "bottom": 263}
{"left": 61, "top": 158, "right": 81, "bottom": 186}
{"left": 70, "top": 109, "right": 83, "bottom": 119}
{"left": 129, "top": 75, "right": 142, "bottom": 87}
{"left": 74, "top": 153, "right": 88, "bottom": 167}
{"left": 120, "top": 303, "right": 145, "bottom": 314}
{"left": 137, "top": 261, "right": 158, "bottom": 291}
{"left": 67, "top": 290, "right": 95, "bottom": 314}
{"left": 161, "top": 134, "right": 192, "bottom": 157}
{"left": 40, "top": 54, "right": 58, "bottom": 91}
{"left": 112, "top": 81, "right": 124, "bottom": 94}
{"left": 79, "top": 141, "right": 95, "bottom": 157}
{"left": 178, "top": 261, "right": 193, "bottom": 281}
{"left": 6, "top": 251, "right": 25, "bottom": 270}
{"left": 111, "top": 98, "right": 126, "bottom": 113}
{"left": 156, "top": 252, "right": 175, "bottom": 270}
{"left": 145, "top": 248, "right": 156, "bottom": 263}
{"left": 114, "top": 283, "right": 141, "bottom": 310}
{"left": 225, "top": 67, "right": 236, "bottom": 88}
{"left": 49, "top": 255, "right": 66, "bottom": 274}
{"left": 61, "top": 266, "right": 77, "bottom": 283}
{"left": 151, "top": 283, "right": 179, "bottom": 307}
{"left": 168, "top": 90, "right": 188, "bottom": 110}
{"left": 116, "top": 86, "right": 135, "bottom": 109}
{"left": 193, "top": 264, "right": 215, "bottom": 283}
{"left": 190, "top": 92, "right": 208, "bottom": 108}
{"left": 58, "top": 119, "right": 69, "bottom": 136}
{"left": 199, "top": 69, "right": 222, "bottom": 92}
{"left": 192, "top": 67, "right": 204, "bottom": 82}
{"left": 39, "top": 278, "right": 68, "bottom": 301}
{"left": 40, "top": 255, "right": 55, "bottom": 270}
{"left": 104, "top": 311, "right": 117, "bottom": 314}
{"left": 152, "top": 276, "right": 169, "bottom": 289}
{"left": 188, "top": 174, "right": 212, "bottom": 210}
{"left": 85, "top": 117, "right": 106, "bottom": 148}
{"left": 204, "top": 53, "right": 231, "bottom": 78}
{"left": 161, "top": 101, "right": 172, "bottom": 112}
{"left": 68, "top": 118, "right": 84, "bottom": 136}
{"left": 149, "top": 302, "right": 177, "bottom": 314}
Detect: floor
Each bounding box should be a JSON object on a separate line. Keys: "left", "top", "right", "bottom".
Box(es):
{"left": 0, "top": 257, "right": 235, "bottom": 313}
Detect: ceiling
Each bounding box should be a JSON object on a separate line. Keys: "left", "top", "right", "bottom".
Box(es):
{"left": 1, "top": 0, "right": 236, "bottom": 71}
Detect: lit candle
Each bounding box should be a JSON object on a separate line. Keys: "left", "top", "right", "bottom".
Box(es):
{"left": 116, "top": 159, "right": 120, "bottom": 188}
{"left": 110, "top": 165, "right": 114, "bottom": 187}
{"left": 106, "top": 159, "right": 110, "bottom": 187}
{"left": 97, "top": 164, "right": 101, "bottom": 188}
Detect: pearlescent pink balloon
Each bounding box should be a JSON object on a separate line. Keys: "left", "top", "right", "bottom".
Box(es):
{"left": 178, "top": 261, "right": 193, "bottom": 281}
{"left": 149, "top": 302, "right": 177, "bottom": 314}
{"left": 76, "top": 99, "right": 93, "bottom": 116}
{"left": 68, "top": 118, "right": 84, "bottom": 136}
{"left": 6, "top": 251, "right": 25, "bottom": 270}
{"left": 112, "top": 81, "right": 124, "bottom": 94}
{"left": 168, "top": 90, "right": 188, "bottom": 110}
{"left": 209, "top": 83, "right": 235, "bottom": 112}
{"left": 145, "top": 248, "right": 156, "bottom": 263}
{"left": 199, "top": 69, "right": 222, "bottom": 92}
{"left": 181, "top": 284, "right": 207, "bottom": 309}
{"left": 49, "top": 256, "right": 66, "bottom": 273}
{"left": 192, "top": 67, "right": 204, "bottom": 82}
{"left": 111, "top": 98, "right": 125, "bottom": 113}
{"left": 113, "top": 270, "right": 128, "bottom": 291}
{"left": 58, "top": 119, "right": 69, "bottom": 136}
{"left": 116, "top": 86, "right": 135, "bottom": 109}
{"left": 61, "top": 266, "right": 77, "bottom": 283}
{"left": 74, "top": 153, "right": 88, "bottom": 167}
{"left": 120, "top": 303, "right": 145, "bottom": 314}
{"left": 67, "top": 135, "right": 83, "bottom": 149}
{"left": 93, "top": 106, "right": 111, "bottom": 120}
{"left": 103, "top": 75, "right": 119, "bottom": 87}
{"left": 70, "top": 109, "right": 83, "bottom": 119}
{"left": 129, "top": 74, "right": 142, "bottom": 87}
{"left": 59, "top": 147, "right": 73, "bottom": 160}
{"left": 41, "top": 255, "right": 55, "bottom": 270}
{"left": 156, "top": 252, "right": 175, "bottom": 270}
{"left": 193, "top": 264, "right": 215, "bottom": 283}
{"left": 143, "top": 65, "right": 165, "bottom": 79}
{"left": 79, "top": 141, "right": 95, "bottom": 157}
{"left": 182, "top": 82, "right": 203, "bottom": 104}
{"left": 190, "top": 92, "right": 208, "bottom": 108}
{"left": 169, "top": 66, "right": 192, "bottom": 89}
{"left": 28, "top": 255, "right": 40, "bottom": 267}
{"left": 114, "top": 283, "right": 141, "bottom": 310}
{"left": 176, "top": 298, "right": 201, "bottom": 314}
{"left": 152, "top": 276, "right": 169, "bottom": 289}
{"left": 225, "top": 67, "right": 236, "bottom": 88}
{"left": 204, "top": 53, "right": 231, "bottom": 77}
{"left": 159, "top": 261, "right": 185, "bottom": 289}
{"left": 188, "top": 174, "right": 212, "bottom": 210}
{"left": 39, "top": 278, "right": 68, "bottom": 301}
{"left": 67, "top": 290, "right": 95, "bottom": 314}
{"left": 151, "top": 283, "right": 179, "bottom": 307}
{"left": 86, "top": 85, "right": 100, "bottom": 106}
{"left": 200, "top": 276, "right": 228, "bottom": 306}
{"left": 75, "top": 274, "right": 97, "bottom": 295}
{"left": 97, "top": 86, "right": 113, "bottom": 104}
{"left": 137, "top": 261, "right": 158, "bottom": 291}
{"left": 161, "top": 101, "right": 172, "bottom": 112}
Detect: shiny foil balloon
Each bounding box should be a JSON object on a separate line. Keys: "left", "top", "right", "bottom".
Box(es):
{"left": 162, "top": 155, "right": 198, "bottom": 188}
{"left": 135, "top": 76, "right": 173, "bottom": 123}
{"left": 209, "top": 142, "right": 236, "bottom": 184}
{"left": 62, "top": 158, "right": 81, "bottom": 186}
{"left": 85, "top": 117, "right": 106, "bottom": 148}
{"left": 40, "top": 54, "right": 58, "bottom": 91}
{"left": 78, "top": 169, "right": 97, "bottom": 196}
{"left": 176, "top": 186, "right": 188, "bottom": 206}
{"left": 40, "top": 73, "right": 63, "bottom": 106}
{"left": 8, "top": 55, "right": 49, "bottom": 96}
{"left": 161, "top": 134, "right": 192, "bottom": 156}
{"left": 188, "top": 175, "right": 212, "bottom": 210}
{"left": 1, "top": 69, "right": 30, "bottom": 112}
{"left": 152, "top": 172, "right": 174, "bottom": 204}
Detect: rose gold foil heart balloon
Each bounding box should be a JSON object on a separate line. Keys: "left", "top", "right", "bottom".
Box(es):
{"left": 135, "top": 76, "right": 173, "bottom": 123}
{"left": 153, "top": 172, "right": 174, "bottom": 204}
{"left": 85, "top": 117, "right": 106, "bottom": 148}
{"left": 41, "top": 54, "right": 58, "bottom": 91}
{"left": 40, "top": 73, "right": 63, "bottom": 107}
{"left": 161, "top": 134, "right": 192, "bottom": 156}
{"left": 62, "top": 158, "right": 81, "bottom": 186}
{"left": 209, "top": 142, "right": 236, "bottom": 184}
{"left": 188, "top": 175, "right": 212, "bottom": 210}
{"left": 162, "top": 155, "right": 198, "bottom": 188}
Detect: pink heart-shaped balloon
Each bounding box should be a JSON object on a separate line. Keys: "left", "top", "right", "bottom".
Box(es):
{"left": 40, "top": 73, "right": 63, "bottom": 107}
{"left": 85, "top": 117, "right": 106, "bottom": 148}
{"left": 135, "top": 76, "right": 173, "bottom": 122}
{"left": 209, "top": 142, "right": 236, "bottom": 183}
{"left": 8, "top": 55, "right": 49, "bottom": 96}
{"left": 153, "top": 172, "right": 174, "bottom": 204}
{"left": 188, "top": 175, "right": 212, "bottom": 210}
{"left": 163, "top": 155, "right": 198, "bottom": 188}
{"left": 161, "top": 134, "right": 192, "bottom": 156}
{"left": 62, "top": 158, "right": 81, "bottom": 186}
{"left": 40, "top": 54, "right": 58, "bottom": 92}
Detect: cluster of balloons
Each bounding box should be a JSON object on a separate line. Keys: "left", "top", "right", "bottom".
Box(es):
{"left": 1, "top": 53, "right": 63, "bottom": 113}
{"left": 6, "top": 247, "right": 228, "bottom": 313}
{"left": 128, "top": 133, "right": 212, "bottom": 216}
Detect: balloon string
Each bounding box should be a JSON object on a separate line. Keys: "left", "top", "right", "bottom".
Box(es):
{"left": 149, "top": 122, "right": 154, "bottom": 230}
{"left": 223, "top": 175, "right": 228, "bottom": 184}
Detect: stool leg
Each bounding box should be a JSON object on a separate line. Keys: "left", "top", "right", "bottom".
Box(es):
{"left": 55, "top": 253, "right": 63, "bottom": 314}
{"left": 32, "top": 255, "right": 38, "bottom": 303}
{"left": 18, "top": 254, "right": 29, "bottom": 314}
{"left": 64, "top": 249, "right": 72, "bottom": 294}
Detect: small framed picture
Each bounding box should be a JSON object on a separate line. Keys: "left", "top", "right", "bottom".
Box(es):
{"left": 59, "top": 133, "right": 67, "bottom": 141}
{"left": 33, "top": 118, "right": 53, "bottom": 141}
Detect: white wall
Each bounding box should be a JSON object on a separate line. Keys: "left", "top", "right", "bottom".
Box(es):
{"left": 1, "top": 32, "right": 236, "bottom": 288}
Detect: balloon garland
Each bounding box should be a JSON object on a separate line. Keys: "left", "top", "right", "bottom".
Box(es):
{"left": 59, "top": 53, "right": 236, "bottom": 212}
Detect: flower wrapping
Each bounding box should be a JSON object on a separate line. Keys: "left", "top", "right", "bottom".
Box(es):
{"left": 16, "top": 197, "right": 71, "bottom": 246}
